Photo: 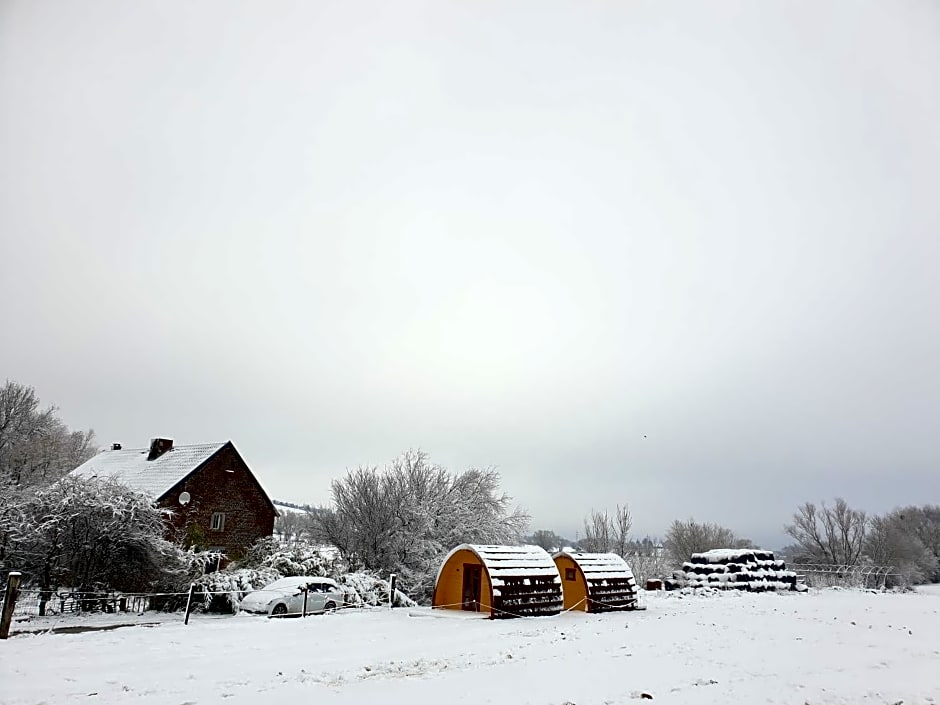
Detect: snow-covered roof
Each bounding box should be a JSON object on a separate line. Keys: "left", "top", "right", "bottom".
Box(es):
{"left": 69, "top": 442, "right": 227, "bottom": 499}
{"left": 439, "top": 544, "right": 561, "bottom": 588}
{"left": 555, "top": 550, "right": 637, "bottom": 581}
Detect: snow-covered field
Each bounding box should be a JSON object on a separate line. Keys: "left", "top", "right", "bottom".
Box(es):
{"left": 2, "top": 588, "right": 939, "bottom": 704}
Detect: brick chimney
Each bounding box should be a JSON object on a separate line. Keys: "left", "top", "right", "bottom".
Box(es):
{"left": 148, "top": 437, "right": 174, "bottom": 461}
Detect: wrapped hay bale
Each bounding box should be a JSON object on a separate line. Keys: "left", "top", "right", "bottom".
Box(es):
{"left": 681, "top": 549, "right": 800, "bottom": 592}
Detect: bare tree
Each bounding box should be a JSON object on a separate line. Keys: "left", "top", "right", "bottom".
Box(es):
{"left": 0, "top": 380, "right": 97, "bottom": 487}
{"left": 624, "top": 537, "right": 671, "bottom": 586}
{"left": 784, "top": 498, "right": 867, "bottom": 566}
{"left": 664, "top": 518, "right": 743, "bottom": 565}
{"left": 273, "top": 506, "right": 321, "bottom": 545}
{"left": 581, "top": 504, "right": 632, "bottom": 554}
{"left": 612, "top": 504, "right": 633, "bottom": 557}
{"left": 581, "top": 509, "right": 612, "bottom": 553}
{"left": 274, "top": 511, "right": 304, "bottom": 544}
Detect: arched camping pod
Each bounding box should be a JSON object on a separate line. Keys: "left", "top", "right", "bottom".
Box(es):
{"left": 432, "top": 544, "right": 563, "bottom": 618}
{"left": 553, "top": 550, "right": 639, "bottom": 613}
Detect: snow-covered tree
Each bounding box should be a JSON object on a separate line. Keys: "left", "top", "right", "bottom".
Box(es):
{"left": 865, "top": 508, "right": 940, "bottom": 585}
{"left": 0, "top": 380, "right": 97, "bottom": 488}
{"left": 888, "top": 505, "right": 940, "bottom": 581}
{"left": 317, "top": 449, "right": 529, "bottom": 600}
{"left": 0, "top": 477, "right": 26, "bottom": 569}
{"left": 3, "top": 476, "right": 206, "bottom": 598}
{"left": 529, "top": 529, "right": 564, "bottom": 552}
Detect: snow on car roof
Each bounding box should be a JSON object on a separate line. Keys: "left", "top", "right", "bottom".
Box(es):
{"left": 266, "top": 576, "right": 337, "bottom": 589}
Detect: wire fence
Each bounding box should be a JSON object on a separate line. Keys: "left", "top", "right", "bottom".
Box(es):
{"left": 1, "top": 583, "right": 400, "bottom": 626}
{"left": 5, "top": 588, "right": 645, "bottom": 623}
{"left": 790, "top": 563, "right": 898, "bottom": 589}
{"left": 0, "top": 588, "right": 205, "bottom": 618}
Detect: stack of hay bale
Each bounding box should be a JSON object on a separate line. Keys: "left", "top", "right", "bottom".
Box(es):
{"left": 666, "top": 548, "right": 798, "bottom": 591}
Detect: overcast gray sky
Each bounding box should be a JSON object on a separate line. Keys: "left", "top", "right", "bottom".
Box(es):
{"left": 2, "top": 0, "right": 938, "bottom": 547}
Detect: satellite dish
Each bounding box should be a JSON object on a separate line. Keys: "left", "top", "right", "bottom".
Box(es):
{"left": 179, "top": 491, "right": 191, "bottom": 506}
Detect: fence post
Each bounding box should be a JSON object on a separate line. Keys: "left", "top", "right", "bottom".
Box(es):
{"left": 1, "top": 572, "right": 23, "bottom": 640}
{"left": 302, "top": 587, "right": 309, "bottom": 618}
{"left": 389, "top": 574, "right": 397, "bottom": 609}
{"left": 38, "top": 589, "right": 51, "bottom": 617}
{"left": 183, "top": 583, "right": 196, "bottom": 625}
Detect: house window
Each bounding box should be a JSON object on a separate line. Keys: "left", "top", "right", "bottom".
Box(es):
{"left": 210, "top": 512, "right": 225, "bottom": 531}
{"left": 565, "top": 568, "right": 576, "bottom": 581}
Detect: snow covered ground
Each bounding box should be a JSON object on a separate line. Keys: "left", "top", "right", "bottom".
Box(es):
{"left": 2, "top": 587, "right": 939, "bottom": 704}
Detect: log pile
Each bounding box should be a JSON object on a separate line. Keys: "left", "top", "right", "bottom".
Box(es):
{"left": 665, "top": 549, "right": 798, "bottom": 591}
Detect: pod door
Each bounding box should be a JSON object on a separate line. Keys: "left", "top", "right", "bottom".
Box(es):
{"left": 461, "top": 563, "right": 482, "bottom": 611}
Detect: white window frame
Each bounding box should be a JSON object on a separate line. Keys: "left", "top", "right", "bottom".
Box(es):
{"left": 210, "top": 512, "right": 225, "bottom": 531}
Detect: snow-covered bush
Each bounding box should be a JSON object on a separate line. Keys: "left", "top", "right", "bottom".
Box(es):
{"left": 235, "top": 536, "right": 338, "bottom": 577}
{"left": 188, "top": 538, "right": 418, "bottom": 612}
{"left": 190, "top": 567, "right": 416, "bottom": 613}
{"left": 336, "top": 572, "right": 417, "bottom": 608}
{"left": 192, "top": 567, "right": 281, "bottom": 613}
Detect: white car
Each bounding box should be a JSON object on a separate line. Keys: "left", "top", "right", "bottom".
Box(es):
{"left": 239, "top": 576, "right": 344, "bottom": 617}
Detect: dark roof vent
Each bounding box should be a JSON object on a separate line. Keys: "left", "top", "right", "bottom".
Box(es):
{"left": 111, "top": 442, "right": 122, "bottom": 451}
{"left": 148, "top": 437, "right": 174, "bottom": 461}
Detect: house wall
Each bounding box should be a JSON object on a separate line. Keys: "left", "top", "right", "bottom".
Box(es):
{"left": 159, "top": 443, "right": 275, "bottom": 560}
{"left": 432, "top": 549, "right": 493, "bottom": 613}
{"left": 554, "top": 554, "right": 588, "bottom": 611}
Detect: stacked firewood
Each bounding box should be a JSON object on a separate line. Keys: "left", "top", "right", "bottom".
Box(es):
{"left": 665, "top": 549, "right": 799, "bottom": 591}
